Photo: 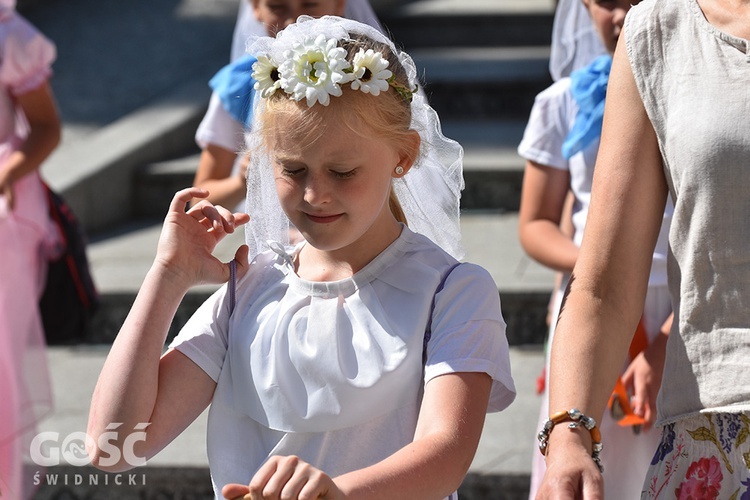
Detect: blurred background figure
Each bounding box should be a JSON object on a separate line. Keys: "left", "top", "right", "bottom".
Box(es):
{"left": 0, "top": 0, "right": 60, "bottom": 497}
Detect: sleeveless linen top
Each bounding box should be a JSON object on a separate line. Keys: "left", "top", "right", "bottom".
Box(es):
{"left": 625, "top": 0, "right": 750, "bottom": 424}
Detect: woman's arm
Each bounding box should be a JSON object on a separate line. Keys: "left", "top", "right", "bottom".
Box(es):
{"left": 193, "top": 143, "right": 246, "bottom": 209}
{"left": 222, "top": 372, "right": 492, "bottom": 500}
{"left": 536, "top": 34, "right": 669, "bottom": 499}
{"left": 0, "top": 82, "right": 60, "bottom": 207}
{"left": 518, "top": 160, "right": 579, "bottom": 273}
{"left": 87, "top": 188, "right": 250, "bottom": 471}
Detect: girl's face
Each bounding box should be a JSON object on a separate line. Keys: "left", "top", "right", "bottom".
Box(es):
{"left": 252, "top": 0, "right": 346, "bottom": 37}
{"left": 271, "top": 108, "right": 411, "bottom": 263}
{"left": 584, "top": 0, "right": 642, "bottom": 54}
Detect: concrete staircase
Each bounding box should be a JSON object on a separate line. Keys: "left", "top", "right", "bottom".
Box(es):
{"left": 25, "top": 0, "right": 557, "bottom": 498}
{"left": 48, "top": 0, "right": 557, "bottom": 347}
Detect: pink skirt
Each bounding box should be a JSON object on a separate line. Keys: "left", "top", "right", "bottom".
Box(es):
{"left": 0, "top": 171, "right": 57, "bottom": 498}
{"left": 642, "top": 412, "right": 750, "bottom": 499}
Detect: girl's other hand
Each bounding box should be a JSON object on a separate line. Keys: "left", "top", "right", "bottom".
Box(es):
{"left": 154, "top": 187, "right": 250, "bottom": 290}
{"left": 222, "top": 455, "right": 343, "bottom": 500}
{"left": 0, "top": 168, "right": 14, "bottom": 209}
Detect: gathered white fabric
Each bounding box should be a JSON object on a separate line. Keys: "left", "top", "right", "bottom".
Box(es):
{"left": 170, "top": 226, "right": 516, "bottom": 496}
{"left": 244, "top": 16, "right": 465, "bottom": 260}
{"left": 549, "top": 0, "right": 606, "bottom": 81}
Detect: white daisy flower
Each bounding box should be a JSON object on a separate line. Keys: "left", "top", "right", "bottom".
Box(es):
{"left": 350, "top": 49, "right": 392, "bottom": 96}
{"left": 278, "top": 34, "right": 352, "bottom": 107}
{"left": 252, "top": 55, "right": 282, "bottom": 98}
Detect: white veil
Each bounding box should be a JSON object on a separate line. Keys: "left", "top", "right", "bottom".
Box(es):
{"left": 244, "top": 16, "right": 465, "bottom": 260}
{"left": 549, "top": 0, "right": 606, "bottom": 81}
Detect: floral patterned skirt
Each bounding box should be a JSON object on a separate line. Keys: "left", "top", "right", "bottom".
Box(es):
{"left": 642, "top": 412, "right": 750, "bottom": 499}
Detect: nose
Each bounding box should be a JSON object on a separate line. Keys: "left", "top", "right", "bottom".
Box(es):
{"left": 303, "top": 173, "right": 332, "bottom": 206}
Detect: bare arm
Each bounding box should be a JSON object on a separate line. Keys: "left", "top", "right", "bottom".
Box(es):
{"left": 335, "top": 372, "right": 492, "bottom": 498}
{"left": 518, "top": 160, "right": 579, "bottom": 273}
{"left": 87, "top": 188, "right": 250, "bottom": 471}
{"left": 0, "top": 82, "right": 60, "bottom": 207}
{"left": 193, "top": 144, "right": 246, "bottom": 209}
{"left": 536, "top": 35, "right": 669, "bottom": 499}
{"left": 222, "top": 372, "right": 492, "bottom": 500}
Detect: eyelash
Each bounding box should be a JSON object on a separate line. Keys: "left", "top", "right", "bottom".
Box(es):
{"left": 279, "top": 168, "right": 357, "bottom": 179}
{"left": 332, "top": 170, "right": 356, "bottom": 179}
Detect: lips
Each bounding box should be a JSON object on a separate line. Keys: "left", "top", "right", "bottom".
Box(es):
{"left": 306, "top": 212, "right": 343, "bottom": 224}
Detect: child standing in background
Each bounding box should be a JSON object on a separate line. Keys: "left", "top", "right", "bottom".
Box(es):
{"left": 88, "top": 16, "right": 515, "bottom": 500}
{"left": 193, "top": 0, "right": 386, "bottom": 211}
{"left": 0, "top": 1, "right": 61, "bottom": 497}
{"left": 517, "top": 0, "right": 673, "bottom": 497}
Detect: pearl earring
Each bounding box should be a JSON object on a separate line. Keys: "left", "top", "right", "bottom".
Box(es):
{"left": 394, "top": 165, "right": 404, "bottom": 175}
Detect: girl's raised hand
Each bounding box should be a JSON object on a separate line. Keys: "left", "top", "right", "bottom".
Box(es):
{"left": 154, "top": 187, "right": 250, "bottom": 290}
{"left": 222, "top": 455, "right": 343, "bottom": 500}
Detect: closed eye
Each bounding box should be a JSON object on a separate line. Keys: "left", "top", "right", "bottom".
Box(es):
{"left": 332, "top": 169, "right": 357, "bottom": 179}
{"left": 280, "top": 167, "right": 305, "bottom": 177}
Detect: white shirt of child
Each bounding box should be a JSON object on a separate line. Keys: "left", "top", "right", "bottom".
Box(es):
{"left": 170, "top": 225, "right": 516, "bottom": 498}
{"left": 195, "top": 91, "right": 246, "bottom": 153}
{"left": 517, "top": 78, "right": 672, "bottom": 286}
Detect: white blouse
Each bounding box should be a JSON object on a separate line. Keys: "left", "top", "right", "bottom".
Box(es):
{"left": 171, "top": 226, "right": 516, "bottom": 497}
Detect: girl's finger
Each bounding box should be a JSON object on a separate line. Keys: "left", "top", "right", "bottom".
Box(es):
{"left": 220, "top": 483, "right": 250, "bottom": 499}
{"left": 234, "top": 245, "right": 251, "bottom": 280}
{"left": 234, "top": 212, "right": 251, "bottom": 226}
{"left": 296, "top": 471, "right": 330, "bottom": 500}
{"left": 188, "top": 202, "right": 225, "bottom": 233}
{"left": 247, "top": 458, "right": 281, "bottom": 499}
{"left": 257, "top": 456, "right": 300, "bottom": 499}
{"left": 213, "top": 204, "right": 237, "bottom": 233}
{"left": 168, "top": 187, "right": 208, "bottom": 213}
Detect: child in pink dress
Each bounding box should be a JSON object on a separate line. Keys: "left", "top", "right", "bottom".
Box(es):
{"left": 0, "top": 2, "right": 61, "bottom": 497}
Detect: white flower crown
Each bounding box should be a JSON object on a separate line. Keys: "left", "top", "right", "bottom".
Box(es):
{"left": 252, "top": 34, "right": 417, "bottom": 108}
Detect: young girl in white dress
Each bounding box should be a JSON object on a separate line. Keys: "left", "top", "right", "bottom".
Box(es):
{"left": 518, "top": 0, "right": 673, "bottom": 497}
{"left": 0, "top": 2, "right": 60, "bottom": 497}
{"left": 87, "top": 16, "right": 516, "bottom": 500}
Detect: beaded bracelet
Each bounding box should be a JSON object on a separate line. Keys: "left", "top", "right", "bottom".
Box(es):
{"left": 537, "top": 408, "right": 604, "bottom": 473}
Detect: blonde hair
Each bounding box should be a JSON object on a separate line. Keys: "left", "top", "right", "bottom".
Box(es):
{"left": 255, "top": 34, "right": 418, "bottom": 224}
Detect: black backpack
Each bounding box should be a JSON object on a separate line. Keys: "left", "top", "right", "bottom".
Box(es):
{"left": 39, "top": 183, "right": 100, "bottom": 344}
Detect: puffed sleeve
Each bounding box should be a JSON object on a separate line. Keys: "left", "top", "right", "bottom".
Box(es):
{"left": 169, "top": 285, "right": 232, "bottom": 382}
{"left": 424, "top": 263, "right": 517, "bottom": 412}
{"left": 516, "top": 78, "right": 574, "bottom": 171}
{"left": 0, "top": 12, "right": 56, "bottom": 95}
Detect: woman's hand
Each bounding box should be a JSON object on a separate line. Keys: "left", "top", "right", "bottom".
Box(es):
{"left": 535, "top": 428, "right": 604, "bottom": 499}
{"left": 153, "top": 187, "right": 250, "bottom": 290}
{"left": 222, "top": 455, "right": 343, "bottom": 500}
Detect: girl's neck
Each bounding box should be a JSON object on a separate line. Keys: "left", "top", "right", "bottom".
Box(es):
{"left": 696, "top": 0, "right": 750, "bottom": 39}
{"left": 294, "top": 220, "right": 404, "bottom": 282}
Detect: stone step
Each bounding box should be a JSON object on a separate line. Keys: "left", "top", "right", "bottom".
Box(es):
{"left": 81, "top": 211, "right": 553, "bottom": 346}
{"left": 415, "top": 46, "right": 552, "bottom": 120}
{"left": 380, "top": 0, "right": 554, "bottom": 49}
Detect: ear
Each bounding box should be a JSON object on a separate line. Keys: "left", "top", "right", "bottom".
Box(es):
{"left": 392, "top": 130, "right": 421, "bottom": 178}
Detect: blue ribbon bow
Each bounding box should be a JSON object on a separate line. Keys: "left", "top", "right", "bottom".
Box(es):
{"left": 209, "top": 54, "right": 258, "bottom": 128}
{"left": 562, "top": 55, "right": 612, "bottom": 159}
